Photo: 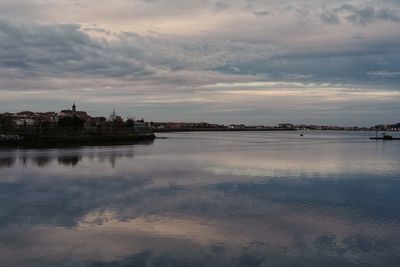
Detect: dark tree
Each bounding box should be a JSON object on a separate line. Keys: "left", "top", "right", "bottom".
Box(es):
{"left": 126, "top": 119, "right": 134, "bottom": 128}
{"left": 57, "top": 115, "right": 85, "bottom": 129}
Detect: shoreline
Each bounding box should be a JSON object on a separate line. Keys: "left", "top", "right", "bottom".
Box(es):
{"left": 1, "top": 129, "right": 399, "bottom": 148}
{"left": 153, "top": 127, "right": 297, "bottom": 132}
{"left": 153, "top": 128, "right": 399, "bottom": 133}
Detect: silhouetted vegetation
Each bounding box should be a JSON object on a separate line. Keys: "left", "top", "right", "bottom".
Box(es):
{"left": 57, "top": 115, "right": 85, "bottom": 129}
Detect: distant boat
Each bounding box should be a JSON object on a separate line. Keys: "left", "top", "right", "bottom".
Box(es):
{"left": 370, "top": 132, "right": 400, "bottom": 140}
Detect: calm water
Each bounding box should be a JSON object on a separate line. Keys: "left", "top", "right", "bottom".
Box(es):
{"left": 1, "top": 131, "right": 400, "bottom": 267}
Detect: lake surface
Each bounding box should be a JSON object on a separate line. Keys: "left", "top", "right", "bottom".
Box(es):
{"left": 1, "top": 131, "right": 400, "bottom": 267}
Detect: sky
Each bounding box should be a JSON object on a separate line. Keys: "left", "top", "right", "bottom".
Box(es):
{"left": 0, "top": 0, "right": 399, "bottom": 126}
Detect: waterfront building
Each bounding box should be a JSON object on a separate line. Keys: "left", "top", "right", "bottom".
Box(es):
{"left": 59, "top": 103, "right": 89, "bottom": 120}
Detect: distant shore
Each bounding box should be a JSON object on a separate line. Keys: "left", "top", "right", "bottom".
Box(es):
{"left": 153, "top": 128, "right": 398, "bottom": 133}
{"left": 153, "top": 127, "right": 297, "bottom": 132}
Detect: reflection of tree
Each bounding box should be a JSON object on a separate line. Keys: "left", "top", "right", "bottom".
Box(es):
{"left": 96, "top": 150, "right": 135, "bottom": 168}
{"left": 0, "top": 147, "right": 139, "bottom": 169}
{"left": 109, "top": 156, "right": 116, "bottom": 168}
{"left": 58, "top": 155, "right": 82, "bottom": 166}
{"left": 20, "top": 155, "right": 28, "bottom": 166}
{"left": 125, "top": 150, "right": 135, "bottom": 159}
{"left": 32, "top": 156, "right": 52, "bottom": 167}
{"left": 0, "top": 157, "right": 16, "bottom": 168}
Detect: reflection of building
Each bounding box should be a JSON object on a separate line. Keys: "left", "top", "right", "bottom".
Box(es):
{"left": 0, "top": 157, "right": 16, "bottom": 168}
{"left": 32, "top": 156, "right": 52, "bottom": 167}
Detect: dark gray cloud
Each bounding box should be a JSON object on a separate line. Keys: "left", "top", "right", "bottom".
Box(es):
{"left": 1, "top": 15, "right": 399, "bottom": 91}
{"left": 321, "top": 4, "right": 400, "bottom": 25}
{"left": 0, "top": 18, "right": 283, "bottom": 80}
{"left": 253, "top": 10, "right": 270, "bottom": 16}
{"left": 0, "top": 19, "right": 152, "bottom": 78}
{"left": 320, "top": 10, "right": 340, "bottom": 24}
{"left": 219, "top": 39, "right": 400, "bottom": 89}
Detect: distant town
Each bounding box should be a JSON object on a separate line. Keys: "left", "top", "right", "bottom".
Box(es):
{"left": 0, "top": 103, "right": 150, "bottom": 134}
{"left": 151, "top": 122, "right": 399, "bottom": 132}
{"left": 3, "top": 103, "right": 397, "bottom": 162}
{"left": 0, "top": 104, "right": 399, "bottom": 134}
{"left": 0, "top": 104, "right": 155, "bottom": 146}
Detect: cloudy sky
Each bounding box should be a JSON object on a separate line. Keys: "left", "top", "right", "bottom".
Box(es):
{"left": 0, "top": 0, "right": 399, "bottom": 125}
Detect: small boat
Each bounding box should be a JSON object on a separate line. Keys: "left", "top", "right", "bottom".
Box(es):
{"left": 370, "top": 132, "right": 400, "bottom": 140}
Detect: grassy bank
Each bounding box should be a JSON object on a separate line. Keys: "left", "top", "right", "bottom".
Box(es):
{"left": 0, "top": 132, "right": 156, "bottom": 147}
